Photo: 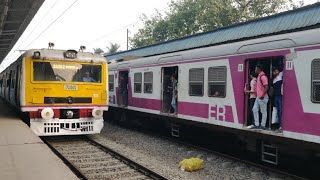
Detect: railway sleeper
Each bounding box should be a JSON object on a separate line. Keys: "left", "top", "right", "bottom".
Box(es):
{"left": 86, "top": 169, "right": 141, "bottom": 178}
{"left": 69, "top": 157, "right": 116, "bottom": 164}
{"left": 76, "top": 160, "right": 120, "bottom": 167}
{"left": 80, "top": 164, "right": 128, "bottom": 171}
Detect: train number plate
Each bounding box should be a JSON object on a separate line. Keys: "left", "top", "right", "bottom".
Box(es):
{"left": 64, "top": 84, "right": 78, "bottom": 91}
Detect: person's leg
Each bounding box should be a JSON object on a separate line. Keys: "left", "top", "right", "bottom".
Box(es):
{"left": 124, "top": 90, "right": 128, "bottom": 106}
{"left": 249, "top": 98, "right": 255, "bottom": 125}
{"left": 252, "top": 98, "right": 260, "bottom": 127}
{"left": 171, "top": 96, "right": 176, "bottom": 113}
{"left": 171, "top": 100, "right": 177, "bottom": 113}
{"left": 119, "top": 91, "right": 123, "bottom": 105}
{"left": 275, "top": 96, "right": 282, "bottom": 128}
{"left": 260, "top": 97, "right": 269, "bottom": 128}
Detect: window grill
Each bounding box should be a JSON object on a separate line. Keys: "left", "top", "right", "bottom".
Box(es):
{"left": 189, "top": 68, "right": 204, "bottom": 96}
{"left": 109, "top": 75, "right": 114, "bottom": 91}
{"left": 208, "top": 67, "right": 227, "bottom": 98}
{"left": 144, "top": 72, "right": 153, "bottom": 94}
{"left": 134, "top": 73, "right": 142, "bottom": 93}
{"left": 312, "top": 60, "right": 320, "bottom": 102}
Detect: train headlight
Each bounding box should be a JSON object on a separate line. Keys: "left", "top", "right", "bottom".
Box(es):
{"left": 92, "top": 108, "right": 103, "bottom": 118}
{"left": 64, "top": 50, "right": 77, "bottom": 59}
{"left": 41, "top": 108, "right": 54, "bottom": 120}
{"left": 33, "top": 51, "right": 41, "bottom": 59}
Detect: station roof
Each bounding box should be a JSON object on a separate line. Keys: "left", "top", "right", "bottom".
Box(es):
{"left": 0, "top": 0, "right": 44, "bottom": 64}
{"left": 106, "top": 2, "right": 320, "bottom": 61}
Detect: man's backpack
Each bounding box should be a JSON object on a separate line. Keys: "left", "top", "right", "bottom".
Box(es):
{"left": 260, "top": 75, "right": 274, "bottom": 97}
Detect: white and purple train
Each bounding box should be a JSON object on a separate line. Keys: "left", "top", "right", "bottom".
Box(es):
{"left": 106, "top": 4, "right": 320, "bottom": 164}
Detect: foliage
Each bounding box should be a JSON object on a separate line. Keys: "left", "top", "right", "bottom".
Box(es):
{"left": 93, "top": 48, "right": 104, "bottom": 55}
{"left": 105, "top": 43, "right": 121, "bottom": 55}
{"left": 130, "top": 0, "right": 304, "bottom": 48}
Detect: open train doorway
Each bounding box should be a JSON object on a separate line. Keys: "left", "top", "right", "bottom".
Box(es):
{"left": 118, "top": 71, "right": 128, "bottom": 107}
{"left": 245, "top": 56, "right": 284, "bottom": 130}
{"left": 161, "top": 66, "right": 178, "bottom": 114}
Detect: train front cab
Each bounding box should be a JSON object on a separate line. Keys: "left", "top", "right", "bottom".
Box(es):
{"left": 22, "top": 50, "right": 107, "bottom": 136}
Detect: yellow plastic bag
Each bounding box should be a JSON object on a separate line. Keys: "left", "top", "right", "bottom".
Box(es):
{"left": 179, "top": 158, "right": 204, "bottom": 172}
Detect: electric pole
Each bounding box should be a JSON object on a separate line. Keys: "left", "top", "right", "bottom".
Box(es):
{"left": 127, "top": 29, "right": 129, "bottom": 50}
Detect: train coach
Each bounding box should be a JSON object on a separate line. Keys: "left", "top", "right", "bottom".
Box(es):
{"left": 106, "top": 4, "right": 320, "bottom": 164}
{"left": 0, "top": 48, "right": 108, "bottom": 136}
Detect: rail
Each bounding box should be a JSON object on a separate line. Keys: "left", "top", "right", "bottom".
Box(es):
{"left": 43, "top": 136, "right": 168, "bottom": 180}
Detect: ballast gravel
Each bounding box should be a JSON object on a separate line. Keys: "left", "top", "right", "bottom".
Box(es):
{"left": 89, "top": 123, "right": 295, "bottom": 180}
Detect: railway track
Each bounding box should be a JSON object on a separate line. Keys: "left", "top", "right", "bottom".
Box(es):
{"left": 163, "top": 136, "right": 308, "bottom": 180}
{"left": 43, "top": 136, "right": 168, "bottom": 180}
{"left": 109, "top": 122, "right": 310, "bottom": 180}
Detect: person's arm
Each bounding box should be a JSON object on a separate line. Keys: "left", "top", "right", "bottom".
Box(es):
{"left": 244, "top": 81, "right": 254, "bottom": 93}
{"left": 91, "top": 78, "right": 97, "bottom": 82}
{"left": 262, "top": 85, "right": 269, "bottom": 97}
{"left": 260, "top": 76, "right": 268, "bottom": 99}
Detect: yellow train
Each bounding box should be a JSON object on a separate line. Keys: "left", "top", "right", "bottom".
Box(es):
{"left": 0, "top": 49, "right": 108, "bottom": 136}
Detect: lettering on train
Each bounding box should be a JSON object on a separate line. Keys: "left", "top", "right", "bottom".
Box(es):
{"left": 210, "top": 105, "right": 234, "bottom": 122}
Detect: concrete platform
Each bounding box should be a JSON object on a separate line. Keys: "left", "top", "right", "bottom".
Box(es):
{"left": 0, "top": 99, "right": 78, "bottom": 180}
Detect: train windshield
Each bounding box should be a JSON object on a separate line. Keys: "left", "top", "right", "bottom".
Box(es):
{"left": 33, "top": 61, "right": 102, "bottom": 83}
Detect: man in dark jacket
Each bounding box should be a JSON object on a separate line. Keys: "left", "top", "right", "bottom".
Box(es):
{"left": 272, "top": 67, "right": 283, "bottom": 131}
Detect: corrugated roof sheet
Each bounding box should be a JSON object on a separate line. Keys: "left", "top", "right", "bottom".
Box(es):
{"left": 106, "top": 2, "right": 320, "bottom": 61}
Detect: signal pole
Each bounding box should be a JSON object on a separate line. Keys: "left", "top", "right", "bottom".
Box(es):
{"left": 127, "top": 29, "right": 129, "bottom": 50}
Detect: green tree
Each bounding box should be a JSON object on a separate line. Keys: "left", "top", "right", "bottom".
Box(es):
{"left": 106, "top": 43, "right": 121, "bottom": 55}
{"left": 93, "top": 48, "right": 104, "bottom": 55}
{"left": 131, "top": 0, "right": 304, "bottom": 48}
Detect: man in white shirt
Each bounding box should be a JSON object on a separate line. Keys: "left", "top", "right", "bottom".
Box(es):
{"left": 83, "top": 72, "right": 96, "bottom": 82}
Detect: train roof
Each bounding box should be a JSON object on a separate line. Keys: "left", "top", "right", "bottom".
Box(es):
{"left": 106, "top": 2, "right": 320, "bottom": 61}
{"left": 24, "top": 49, "right": 106, "bottom": 63}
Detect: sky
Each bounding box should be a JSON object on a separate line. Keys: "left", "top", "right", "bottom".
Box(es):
{"left": 0, "top": 0, "right": 318, "bottom": 71}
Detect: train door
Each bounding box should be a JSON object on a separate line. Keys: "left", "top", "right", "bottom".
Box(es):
{"left": 10, "top": 69, "right": 16, "bottom": 104}
{"left": 0, "top": 76, "right": 3, "bottom": 96}
{"left": 4, "top": 73, "right": 7, "bottom": 99}
{"left": 15, "top": 65, "right": 21, "bottom": 106}
{"left": 118, "top": 71, "right": 128, "bottom": 107}
{"left": 7, "top": 70, "right": 13, "bottom": 102}
{"left": 161, "top": 66, "right": 178, "bottom": 114}
{"left": 245, "top": 56, "right": 284, "bottom": 129}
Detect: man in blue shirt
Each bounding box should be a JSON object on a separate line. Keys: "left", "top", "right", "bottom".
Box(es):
{"left": 83, "top": 72, "right": 96, "bottom": 82}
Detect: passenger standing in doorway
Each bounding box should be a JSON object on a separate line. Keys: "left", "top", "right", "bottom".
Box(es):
{"left": 272, "top": 67, "right": 283, "bottom": 131}
{"left": 251, "top": 64, "right": 269, "bottom": 130}
{"left": 119, "top": 75, "right": 128, "bottom": 106}
{"left": 170, "top": 75, "right": 178, "bottom": 115}
{"left": 244, "top": 71, "right": 257, "bottom": 128}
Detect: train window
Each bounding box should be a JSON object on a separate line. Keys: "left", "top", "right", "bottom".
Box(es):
{"left": 189, "top": 68, "right": 204, "bottom": 96}
{"left": 144, "top": 72, "right": 153, "bottom": 94}
{"left": 134, "top": 72, "right": 142, "bottom": 93}
{"left": 109, "top": 75, "right": 114, "bottom": 92}
{"left": 33, "top": 61, "right": 102, "bottom": 83}
{"left": 311, "top": 60, "right": 320, "bottom": 103}
{"left": 208, "top": 67, "right": 227, "bottom": 98}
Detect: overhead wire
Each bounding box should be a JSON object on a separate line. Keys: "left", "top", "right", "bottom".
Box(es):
{"left": 2, "top": 0, "right": 78, "bottom": 70}
{"left": 86, "top": 6, "right": 170, "bottom": 46}
{"left": 3, "top": 0, "right": 169, "bottom": 67}
{"left": 4, "top": 0, "right": 61, "bottom": 62}
{"left": 24, "top": 0, "right": 79, "bottom": 49}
